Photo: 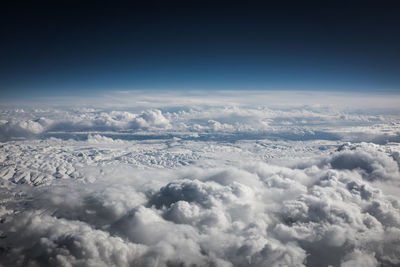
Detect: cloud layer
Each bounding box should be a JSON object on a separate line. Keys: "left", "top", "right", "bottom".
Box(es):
{"left": 1, "top": 91, "right": 400, "bottom": 143}
{"left": 1, "top": 91, "right": 400, "bottom": 266}
{"left": 1, "top": 141, "right": 399, "bottom": 266}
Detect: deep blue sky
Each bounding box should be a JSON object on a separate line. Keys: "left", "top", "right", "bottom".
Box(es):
{"left": 1, "top": 1, "right": 400, "bottom": 97}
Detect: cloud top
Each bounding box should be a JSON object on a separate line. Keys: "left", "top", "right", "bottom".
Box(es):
{"left": 1, "top": 142, "right": 399, "bottom": 266}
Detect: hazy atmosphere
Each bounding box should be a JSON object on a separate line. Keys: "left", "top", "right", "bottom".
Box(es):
{"left": 1, "top": 1, "right": 400, "bottom": 267}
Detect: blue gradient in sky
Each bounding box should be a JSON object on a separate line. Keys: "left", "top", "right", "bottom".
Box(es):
{"left": 1, "top": 1, "right": 399, "bottom": 98}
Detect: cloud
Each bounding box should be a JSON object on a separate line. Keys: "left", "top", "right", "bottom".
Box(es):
{"left": 327, "top": 143, "right": 400, "bottom": 181}
{"left": 0, "top": 211, "right": 148, "bottom": 267}
{"left": 341, "top": 250, "right": 379, "bottom": 267}
{"left": 0, "top": 141, "right": 399, "bottom": 266}
{"left": 0, "top": 117, "right": 53, "bottom": 140}
{"left": 1, "top": 92, "right": 400, "bottom": 266}
{"left": 1, "top": 91, "right": 400, "bottom": 143}
{"left": 132, "top": 109, "right": 171, "bottom": 129}
{"left": 0, "top": 109, "right": 170, "bottom": 141}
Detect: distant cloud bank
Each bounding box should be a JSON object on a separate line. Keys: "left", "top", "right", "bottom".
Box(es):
{"left": 1, "top": 91, "right": 399, "bottom": 143}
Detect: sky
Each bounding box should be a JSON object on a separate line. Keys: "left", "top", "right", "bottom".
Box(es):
{"left": 1, "top": 1, "right": 400, "bottom": 97}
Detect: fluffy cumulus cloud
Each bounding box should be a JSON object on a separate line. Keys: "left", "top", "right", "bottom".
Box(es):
{"left": 1, "top": 92, "right": 400, "bottom": 266}
{"left": 1, "top": 91, "right": 400, "bottom": 143}
{"left": 0, "top": 109, "right": 170, "bottom": 141}
{"left": 1, "top": 141, "right": 400, "bottom": 266}
{"left": 0, "top": 117, "right": 53, "bottom": 140}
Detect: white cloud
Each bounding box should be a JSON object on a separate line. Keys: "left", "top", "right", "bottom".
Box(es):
{"left": 0, "top": 91, "right": 400, "bottom": 266}
{"left": 1, "top": 91, "right": 399, "bottom": 143}
{"left": 1, "top": 141, "right": 399, "bottom": 266}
